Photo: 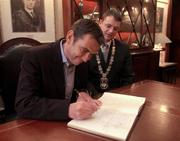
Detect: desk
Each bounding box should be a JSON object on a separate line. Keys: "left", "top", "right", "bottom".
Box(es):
{"left": 0, "top": 80, "right": 180, "bottom": 141}
{"left": 159, "top": 62, "right": 177, "bottom": 84}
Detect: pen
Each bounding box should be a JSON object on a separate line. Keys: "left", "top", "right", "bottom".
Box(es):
{"left": 74, "top": 89, "right": 80, "bottom": 99}
{"left": 74, "top": 89, "right": 102, "bottom": 107}
{"left": 74, "top": 89, "right": 92, "bottom": 98}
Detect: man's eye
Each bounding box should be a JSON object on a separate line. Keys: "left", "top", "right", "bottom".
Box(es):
{"left": 114, "top": 27, "right": 119, "bottom": 32}
{"left": 80, "top": 47, "right": 88, "bottom": 53}
{"left": 106, "top": 25, "right": 111, "bottom": 28}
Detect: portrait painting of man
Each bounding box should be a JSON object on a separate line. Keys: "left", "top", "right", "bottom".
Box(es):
{"left": 11, "top": 0, "right": 45, "bottom": 32}
{"left": 156, "top": 7, "right": 164, "bottom": 33}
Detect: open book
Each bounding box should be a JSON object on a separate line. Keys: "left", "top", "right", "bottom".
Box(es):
{"left": 67, "top": 92, "right": 146, "bottom": 141}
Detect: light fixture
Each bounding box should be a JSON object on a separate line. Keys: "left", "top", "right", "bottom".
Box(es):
{"left": 154, "top": 33, "right": 172, "bottom": 51}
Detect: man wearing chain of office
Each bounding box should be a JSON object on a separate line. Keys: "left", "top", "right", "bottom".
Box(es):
{"left": 88, "top": 8, "right": 134, "bottom": 94}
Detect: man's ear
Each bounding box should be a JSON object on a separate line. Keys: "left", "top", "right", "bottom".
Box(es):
{"left": 66, "top": 30, "right": 74, "bottom": 44}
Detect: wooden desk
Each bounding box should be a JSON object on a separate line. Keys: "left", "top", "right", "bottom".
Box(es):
{"left": 0, "top": 80, "right": 180, "bottom": 141}
{"left": 158, "top": 62, "right": 177, "bottom": 84}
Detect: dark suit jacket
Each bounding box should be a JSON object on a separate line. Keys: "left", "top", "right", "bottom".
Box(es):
{"left": 88, "top": 39, "right": 134, "bottom": 93}
{"left": 15, "top": 39, "right": 88, "bottom": 120}
{"left": 12, "top": 9, "right": 45, "bottom": 32}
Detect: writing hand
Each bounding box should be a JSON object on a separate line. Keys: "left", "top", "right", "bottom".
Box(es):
{"left": 69, "top": 92, "right": 102, "bottom": 120}
{"left": 77, "top": 91, "right": 102, "bottom": 108}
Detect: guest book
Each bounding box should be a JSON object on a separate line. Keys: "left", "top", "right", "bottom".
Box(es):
{"left": 67, "top": 92, "right": 146, "bottom": 141}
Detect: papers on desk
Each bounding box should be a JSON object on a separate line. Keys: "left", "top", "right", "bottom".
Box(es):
{"left": 67, "top": 92, "right": 146, "bottom": 141}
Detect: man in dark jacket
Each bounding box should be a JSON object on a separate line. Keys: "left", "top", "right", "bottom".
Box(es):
{"left": 12, "top": 0, "right": 45, "bottom": 32}
{"left": 88, "top": 8, "right": 134, "bottom": 94}
{"left": 15, "top": 19, "right": 104, "bottom": 120}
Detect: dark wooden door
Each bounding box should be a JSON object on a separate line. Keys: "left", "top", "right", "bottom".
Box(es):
{"left": 169, "top": 0, "right": 180, "bottom": 73}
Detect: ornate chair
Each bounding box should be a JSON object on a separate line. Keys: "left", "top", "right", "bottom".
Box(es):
{"left": 0, "top": 37, "right": 41, "bottom": 122}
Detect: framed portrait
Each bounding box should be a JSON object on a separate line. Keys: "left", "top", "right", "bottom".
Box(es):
{"left": 155, "top": 0, "right": 170, "bottom": 62}
{"left": 156, "top": 0, "right": 169, "bottom": 34}
{"left": 0, "top": 0, "right": 55, "bottom": 43}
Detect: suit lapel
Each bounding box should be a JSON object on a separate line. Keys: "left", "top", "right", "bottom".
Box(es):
{"left": 99, "top": 49, "right": 107, "bottom": 71}
{"left": 49, "top": 40, "right": 65, "bottom": 96}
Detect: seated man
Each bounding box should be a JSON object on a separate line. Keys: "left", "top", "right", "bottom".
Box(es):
{"left": 88, "top": 8, "right": 134, "bottom": 94}
{"left": 15, "top": 19, "right": 104, "bottom": 120}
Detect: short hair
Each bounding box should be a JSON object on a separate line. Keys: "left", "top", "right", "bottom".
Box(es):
{"left": 71, "top": 19, "right": 104, "bottom": 45}
{"left": 102, "top": 8, "right": 122, "bottom": 22}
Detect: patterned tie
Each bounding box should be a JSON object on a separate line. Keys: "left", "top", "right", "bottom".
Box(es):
{"left": 102, "top": 44, "right": 109, "bottom": 62}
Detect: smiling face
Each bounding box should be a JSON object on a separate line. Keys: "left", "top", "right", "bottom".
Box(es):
{"left": 99, "top": 16, "right": 121, "bottom": 43}
{"left": 64, "top": 30, "right": 100, "bottom": 65}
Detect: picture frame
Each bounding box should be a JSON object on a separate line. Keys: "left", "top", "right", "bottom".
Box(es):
{"left": 156, "top": 0, "right": 169, "bottom": 34}
{"left": 155, "top": 0, "right": 170, "bottom": 62}
{"left": 0, "top": 0, "right": 55, "bottom": 43}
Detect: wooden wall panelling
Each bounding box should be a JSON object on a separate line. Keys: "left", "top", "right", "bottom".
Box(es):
{"left": 131, "top": 49, "right": 160, "bottom": 82}
{"left": 62, "top": 0, "right": 73, "bottom": 35}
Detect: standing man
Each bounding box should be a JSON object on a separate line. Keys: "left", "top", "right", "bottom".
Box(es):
{"left": 12, "top": 0, "right": 45, "bottom": 32}
{"left": 88, "top": 8, "right": 134, "bottom": 94}
{"left": 15, "top": 19, "right": 104, "bottom": 120}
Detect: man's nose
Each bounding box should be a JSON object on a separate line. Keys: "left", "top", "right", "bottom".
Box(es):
{"left": 82, "top": 53, "right": 92, "bottom": 62}
{"left": 108, "top": 27, "right": 114, "bottom": 33}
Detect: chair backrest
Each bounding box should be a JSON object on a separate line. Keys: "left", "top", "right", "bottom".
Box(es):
{"left": 0, "top": 38, "right": 41, "bottom": 116}
{"left": 0, "top": 37, "right": 41, "bottom": 55}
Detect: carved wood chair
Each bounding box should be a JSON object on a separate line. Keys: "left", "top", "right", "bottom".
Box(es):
{"left": 0, "top": 37, "right": 41, "bottom": 123}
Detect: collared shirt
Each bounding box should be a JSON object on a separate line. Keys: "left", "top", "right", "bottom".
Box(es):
{"left": 24, "top": 8, "right": 34, "bottom": 17}
{"left": 60, "top": 39, "right": 76, "bottom": 99}
{"left": 101, "top": 40, "right": 111, "bottom": 62}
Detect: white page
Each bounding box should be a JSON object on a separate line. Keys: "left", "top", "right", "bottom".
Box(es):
{"left": 68, "top": 92, "right": 146, "bottom": 141}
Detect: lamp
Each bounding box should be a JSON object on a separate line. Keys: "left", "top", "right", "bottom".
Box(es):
{"left": 154, "top": 33, "right": 172, "bottom": 51}
{"left": 154, "top": 33, "right": 172, "bottom": 63}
